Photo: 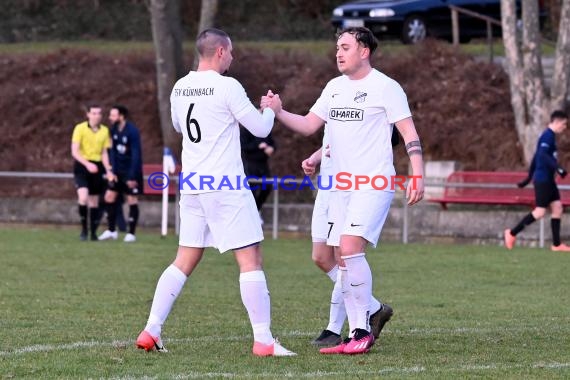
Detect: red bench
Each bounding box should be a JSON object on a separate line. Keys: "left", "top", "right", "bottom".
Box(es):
{"left": 428, "top": 171, "right": 570, "bottom": 209}
{"left": 142, "top": 163, "right": 181, "bottom": 196}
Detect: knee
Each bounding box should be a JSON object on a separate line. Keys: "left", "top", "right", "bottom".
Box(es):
{"left": 77, "top": 192, "right": 88, "bottom": 205}
{"left": 104, "top": 192, "right": 116, "bottom": 203}
{"left": 551, "top": 205, "right": 563, "bottom": 217}
{"left": 312, "top": 252, "right": 331, "bottom": 272}
{"left": 234, "top": 246, "right": 263, "bottom": 272}
{"left": 311, "top": 243, "right": 335, "bottom": 272}
{"left": 338, "top": 236, "right": 368, "bottom": 257}
{"left": 533, "top": 208, "right": 546, "bottom": 219}
{"left": 338, "top": 245, "right": 362, "bottom": 258}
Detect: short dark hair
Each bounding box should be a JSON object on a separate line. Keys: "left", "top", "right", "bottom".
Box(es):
{"left": 551, "top": 110, "right": 568, "bottom": 122}
{"left": 85, "top": 103, "right": 101, "bottom": 112}
{"left": 196, "top": 28, "right": 230, "bottom": 57}
{"left": 112, "top": 104, "right": 129, "bottom": 119}
{"left": 337, "top": 27, "right": 378, "bottom": 54}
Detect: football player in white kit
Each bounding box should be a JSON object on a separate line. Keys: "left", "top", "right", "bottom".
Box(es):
{"left": 136, "top": 28, "right": 295, "bottom": 357}
{"left": 306, "top": 128, "right": 394, "bottom": 348}
{"left": 263, "top": 27, "right": 424, "bottom": 355}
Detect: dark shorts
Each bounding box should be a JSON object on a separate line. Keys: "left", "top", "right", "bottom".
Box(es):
{"left": 243, "top": 161, "right": 270, "bottom": 178}
{"left": 107, "top": 173, "right": 143, "bottom": 196}
{"left": 74, "top": 160, "right": 106, "bottom": 195}
{"left": 534, "top": 181, "right": 560, "bottom": 208}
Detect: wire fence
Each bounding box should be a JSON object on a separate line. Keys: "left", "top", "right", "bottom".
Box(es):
{"left": 0, "top": 170, "right": 553, "bottom": 245}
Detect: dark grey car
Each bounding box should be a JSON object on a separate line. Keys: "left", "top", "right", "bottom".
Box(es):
{"left": 331, "top": 0, "right": 506, "bottom": 44}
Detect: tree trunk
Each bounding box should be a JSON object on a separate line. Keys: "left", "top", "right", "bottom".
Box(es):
{"left": 501, "top": 0, "right": 536, "bottom": 164}
{"left": 501, "top": 0, "right": 555, "bottom": 165}
{"left": 149, "top": 0, "right": 185, "bottom": 158}
{"left": 193, "top": 0, "right": 219, "bottom": 69}
{"left": 550, "top": 0, "right": 570, "bottom": 110}
{"left": 521, "top": 0, "right": 548, "bottom": 141}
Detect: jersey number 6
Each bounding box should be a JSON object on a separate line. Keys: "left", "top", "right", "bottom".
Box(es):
{"left": 186, "top": 103, "right": 201, "bottom": 143}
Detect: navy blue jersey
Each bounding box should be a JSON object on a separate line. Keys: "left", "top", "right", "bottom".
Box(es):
{"left": 240, "top": 128, "right": 276, "bottom": 164}
{"left": 533, "top": 128, "right": 558, "bottom": 183}
{"left": 110, "top": 121, "right": 143, "bottom": 179}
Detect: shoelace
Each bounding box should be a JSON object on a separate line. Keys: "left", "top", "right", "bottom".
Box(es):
{"left": 352, "top": 328, "right": 371, "bottom": 341}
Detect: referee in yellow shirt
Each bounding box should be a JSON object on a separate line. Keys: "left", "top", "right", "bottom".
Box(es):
{"left": 71, "top": 104, "right": 113, "bottom": 241}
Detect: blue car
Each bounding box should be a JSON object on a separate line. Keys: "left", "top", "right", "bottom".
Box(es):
{"left": 331, "top": 0, "right": 509, "bottom": 44}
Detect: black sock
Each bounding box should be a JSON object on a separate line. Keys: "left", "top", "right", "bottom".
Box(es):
{"left": 128, "top": 204, "right": 139, "bottom": 235}
{"left": 78, "top": 205, "right": 88, "bottom": 233}
{"left": 89, "top": 207, "right": 100, "bottom": 236}
{"left": 106, "top": 202, "right": 117, "bottom": 232}
{"left": 551, "top": 218, "right": 561, "bottom": 246}
{"left": 511, "top": 213, "right": 536, "bottom": 236}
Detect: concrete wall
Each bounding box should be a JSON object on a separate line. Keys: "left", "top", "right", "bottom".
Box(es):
{"left": 1, "top": 197, "right": 566, "bottom": 247}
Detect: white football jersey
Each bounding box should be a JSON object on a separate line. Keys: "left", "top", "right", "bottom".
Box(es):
{"left": 320, "top": 125, "right": 332, "bottom": 177}
{"left": 317, "top": 125, "right": 333, "bottom": 193}
{"left": 310, "top": 69, "right": 411, "bottom": 191}
{"left": 171, "top": 70, "right": 259, "bottom": 194}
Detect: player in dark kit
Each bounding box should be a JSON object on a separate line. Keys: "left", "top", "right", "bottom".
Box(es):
{"left": 98, "top": 105, "right": 143, "bottom": 243}
{"left": 240, "top": 128, "right": 276, "bottom": 217}
{"left": 505, "top": 110, "right": 570, "bottom": 251}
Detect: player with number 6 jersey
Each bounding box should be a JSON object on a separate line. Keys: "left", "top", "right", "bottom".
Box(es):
{"left": 136, "top": 28, "right": 296, "bottom": 357}
{"left": 170, "top": 65, "right": 275, "bottom": 193}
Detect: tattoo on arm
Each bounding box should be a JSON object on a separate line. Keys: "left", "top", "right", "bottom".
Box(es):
{"left": 405, "top": 140, "right": 422, "bottom": 157}
{"left": 405, "top": 141, "right": 421, "bottom": 150}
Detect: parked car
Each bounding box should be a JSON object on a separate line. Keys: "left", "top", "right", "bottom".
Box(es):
{"left": 331, "top": 0, "right": 519, "bottom": 44}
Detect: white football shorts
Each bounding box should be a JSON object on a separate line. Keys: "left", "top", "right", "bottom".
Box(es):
{"left": 311, "top": 189, "right": 330, "bottom": 242}
{"left": 327, "top": 190, "right": 394, "bottom": 248}
{"left": 178, "top": 190, "right": 263, "bottom": 253}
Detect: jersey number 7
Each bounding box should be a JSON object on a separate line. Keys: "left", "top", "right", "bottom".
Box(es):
{"left": 186, "top": 103, "right": 201, "bottom": 143}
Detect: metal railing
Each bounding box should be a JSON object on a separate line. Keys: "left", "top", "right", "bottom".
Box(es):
{"left": 0, "top": 170, "right": 559, "bottom": 245}
{"left": 448, "top": 5, "right": 501, "bottom": 63}
{"left": 448, "top": 5, "right": 556, "bottom": 64}
{"left": 0, "top": 171, "right": 304, "bottom": 240}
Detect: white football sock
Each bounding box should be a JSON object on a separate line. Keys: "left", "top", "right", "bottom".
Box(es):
{"left": 240, "top": 270, "right": 273, "bottom": 345}
{"left": 326, "top": 265, "right": 338, "bottom": 281}
{"left": 342, "top": 253, "right": 372, "bottom": 332}
{"left": 340, "top": 266, "right": 357, "bottom": 337}
{"left": 326, "top": 266, "right": 346, "bottom": 335}
{"left": 371, "top": 296, "right": 381, "bottom": 315}
{"left": 145, "top": 264, "right": 187, "bottom": 337}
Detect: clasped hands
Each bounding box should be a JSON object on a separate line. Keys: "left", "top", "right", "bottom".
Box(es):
{"left": 260, "top": 90, "right": 282, "bottom": 114}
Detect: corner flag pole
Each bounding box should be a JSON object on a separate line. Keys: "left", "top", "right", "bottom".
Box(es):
{"left": 161, "top": 147, "right": 176, "bottom": 237}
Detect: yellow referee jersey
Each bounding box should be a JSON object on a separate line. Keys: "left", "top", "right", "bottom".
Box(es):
{"left": 71, "top": 121, "right": 111, "bottom": 162}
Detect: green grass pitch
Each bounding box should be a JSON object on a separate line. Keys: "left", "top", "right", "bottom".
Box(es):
{"left": 1, "top": 225, "right": 570, "bottom": 379}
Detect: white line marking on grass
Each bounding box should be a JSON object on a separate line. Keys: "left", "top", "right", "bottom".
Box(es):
{"left": 532, "top": 362, "right": 570, "bottom": 369}
{"left": 112, "top": 363, "right": 570, "bottom": 380}
{"left": 4, "top": 333, "right": 570, "bottom": 378}
{"left": 0, "top": 340, "right": 132, "bottom": 356}
{"left": 2, "top": 325, "right": 569, "bottom": 357}
{"left": 166, "top": 366, "right": 428, "bottom": 379}
{"left": 400, "top": 325, "right": 570, "bottom": 335}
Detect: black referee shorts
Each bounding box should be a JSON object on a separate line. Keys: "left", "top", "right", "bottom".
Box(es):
{"left": 107, "top": 172, "right": 143, "bottom": 196}
{"left": 534, "top": 181, "right": 560, "bottom": 208}
{"left": 74, "top": 160, "right": 106, "bottom": 195}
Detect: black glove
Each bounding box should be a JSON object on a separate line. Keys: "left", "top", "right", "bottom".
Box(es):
{"left": 517, "top": 178, "right": 531, "bottom": 188}
{"left": 557, "top": 167, "right": 567, "bottom": 178}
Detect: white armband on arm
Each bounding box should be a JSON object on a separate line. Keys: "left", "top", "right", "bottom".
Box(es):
{"left": 238, "top": 108, "right": 275, "bottom": 138}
